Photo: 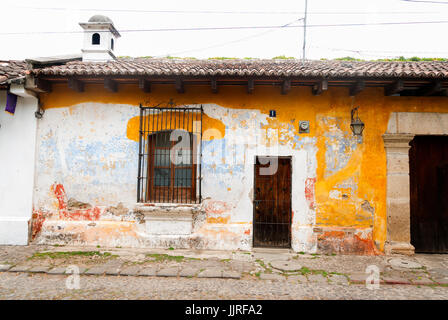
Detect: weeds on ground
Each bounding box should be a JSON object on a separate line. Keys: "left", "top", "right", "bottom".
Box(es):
{"left": 296, "top": 266, "right": 348, "bottom": 279}
{"left": 30, "top": 251, "right": 116, "bottom": 259}
{"left": 145, "top": 253, "right": 200, "bottom": 263}
{"left": 255, "top": 259, "right": 273, "bottom": 273}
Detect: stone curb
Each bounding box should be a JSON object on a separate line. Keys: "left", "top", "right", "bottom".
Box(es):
{"left": 8, "top": 265, "right": 32, "bottom": 272}
{"left": 349, "top": 279, "right": 385, "bottom": 285}
{"left": 0, "top": 264, "right": 12, "bottom": 272}
{"left": 382, "top": 277, "right": 412, "bottom": 285}
{"left": 1, "top": 267, "right": 446, "bottom": 285}
{"left": 0, "top": 266, "right": 242, "bottom": 280}
{"left": 349, "top": 277, "right": 445, "bottom": 286}
{"left": 410, "top": 278, "right": 436, "bottom": 285}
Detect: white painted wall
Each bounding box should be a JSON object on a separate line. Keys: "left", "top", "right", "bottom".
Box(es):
{"left": 0, "top": 90, "right": 38, "bottom": 245}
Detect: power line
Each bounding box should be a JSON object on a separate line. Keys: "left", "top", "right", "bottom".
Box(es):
{"left": 302, "top": 0, "right": 308, "bottom": 62}
{"left": 157, "top": 18, "right": 304, "bottom": 57}
{"left": 402, "top": 0, "right": 448, "bottom": 4}
{"left": 2, "top": 20, "right": 448, "bottom": 36}
{"left": 156, "top": 24, "right": 448, "bottom": 59}
{"left": 310, "top": 45, "right": 448, "bottom": 56}
{"left": 9, "top": 5, "right": 441, "bottom": 15}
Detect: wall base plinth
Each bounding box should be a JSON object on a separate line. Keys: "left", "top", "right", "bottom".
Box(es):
{"left": 0, "top": 217, "right": 30, "bottom": 245}
{"left": 135, "top": 203, "right": 201, "bottom": 236}
{"left": 384, "top": 241, "right": 415, "bottom": 256}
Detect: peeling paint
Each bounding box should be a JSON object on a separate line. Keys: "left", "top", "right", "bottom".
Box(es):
{"left": 32, "top": 83, "right": 448, "bottom": 253}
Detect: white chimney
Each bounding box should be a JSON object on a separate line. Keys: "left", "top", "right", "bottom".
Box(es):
{"left": 79, "top": 15, "right": 121, "bottom": 62}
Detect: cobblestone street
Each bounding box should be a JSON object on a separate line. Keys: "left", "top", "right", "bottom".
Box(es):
{"left": 1, "top": 245, "right": 448, "bottom": 300}
{"left": 2, "top": 272, "right": 448, "bottom": 300}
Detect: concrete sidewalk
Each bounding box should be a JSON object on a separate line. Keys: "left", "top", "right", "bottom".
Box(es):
{"left": 0, "top": 245, "right": 447, "bottom": 286}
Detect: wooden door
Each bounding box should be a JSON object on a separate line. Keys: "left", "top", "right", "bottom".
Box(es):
{"left": 253, "top": 157, "right": 292, "bottom": 248}
{"left": 410, "top": 136, "right": 448, "bottom": 253}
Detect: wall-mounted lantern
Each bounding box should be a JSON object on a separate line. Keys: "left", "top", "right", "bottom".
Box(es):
{"left": 350, "top": 106, "right": 365, "bottom": 137}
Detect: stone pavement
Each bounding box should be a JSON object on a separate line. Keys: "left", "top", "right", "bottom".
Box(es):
{"left": 0, "top": 245, "right": 448, "bottom": 294}
{"left": 2, "top": 273, "right": 448, "bottom": 300}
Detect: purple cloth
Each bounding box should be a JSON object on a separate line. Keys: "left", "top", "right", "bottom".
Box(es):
{"left": 5, "top": 91, "right": 17, "bottom": 115}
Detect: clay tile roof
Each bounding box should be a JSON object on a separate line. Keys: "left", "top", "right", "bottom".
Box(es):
{"left": 31, "top": 58, "right": 448, "bottom": 79}
{"left": 0, "top": 60, "right": 28, "bottom": 84}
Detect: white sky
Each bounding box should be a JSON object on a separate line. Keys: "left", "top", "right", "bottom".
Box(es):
{"left": 2, "top": 0, "right": 448, "bottom": 60}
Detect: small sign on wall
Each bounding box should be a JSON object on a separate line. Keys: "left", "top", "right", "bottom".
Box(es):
{"left": 299, "top": 120, "right": 310, "bottom": 133}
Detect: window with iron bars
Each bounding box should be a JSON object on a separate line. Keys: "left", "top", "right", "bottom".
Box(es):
{"left": 137, "top": 104, "right": 202, "bottom": 204}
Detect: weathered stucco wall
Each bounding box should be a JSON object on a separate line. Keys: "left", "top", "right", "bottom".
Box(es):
{"left": 32, "top": 83, "right": 448, "bottom": 253}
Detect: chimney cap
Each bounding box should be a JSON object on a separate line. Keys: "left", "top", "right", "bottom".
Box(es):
{"left": 88, "top": 15, "right": 113, "bottom": 23}
{"left": 79, "top": 15, "right": 121, "bottom": 38}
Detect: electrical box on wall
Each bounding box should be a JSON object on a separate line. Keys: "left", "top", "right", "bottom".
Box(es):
{"left": 299, "top": 120, "right": 310, "bottom": 133}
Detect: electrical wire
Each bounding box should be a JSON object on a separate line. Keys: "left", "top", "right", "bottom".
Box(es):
{"left": 9, "top": 5, "right": 441, "bottom": 15}
{"left": 156, "top": 18, "right": 304, "bottom": 57}
{"left": 310, "top": 45, "right": 448, "bottom": 55}
{"left": 402, "top": 0, "right": 448, "bottom": 4}
{"left": 1, "top": 20, "right": 448, "bottom": 35}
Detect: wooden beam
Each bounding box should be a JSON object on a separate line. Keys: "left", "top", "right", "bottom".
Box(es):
{"left": 312, "top": 79, "right": 328, "bottom": 96}
{"left": 349, "top": 80, "right": 365, "bottom": 96}
{"left": 211, "top": 78, "right": 218, "bottom": 94}
{"left": 35, "top": 78, "right": 52, "bottom": 93}
{"left": 384, "top": 80, "right": 404, "bottom": 96}
{"left": 247, "top": 79, "right": 254, "bottom": 94}
{"left": 175, "top": 78, "right": 184, "bottom": 93}
{"left": 418, "top": 81, "right": 443, "bottom": 96}
{"left": 138, "top": 79, "right": 151, "bottom": 93}
{"left": 281, "top": 79, "right": 291, "bottom": 95}
{"left": 104, "top": 78, "right": 117, "bottom": 92}
{"left": 68, "top": 78, "right": 84, "bottom": 92}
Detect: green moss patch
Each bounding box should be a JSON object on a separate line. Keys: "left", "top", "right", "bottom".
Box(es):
{"left": 145, "top": 253, "right": 199, "bottom": 263}
{"left": 30, "top": 251, "right": 116, "bottom": 259}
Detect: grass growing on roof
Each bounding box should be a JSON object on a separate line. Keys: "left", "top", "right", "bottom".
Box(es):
{"left": 272, "top": 55, "right": 296, "bottom": 59}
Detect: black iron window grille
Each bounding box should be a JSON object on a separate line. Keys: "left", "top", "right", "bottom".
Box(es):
{"left": 137, "top": 104, "right": 203, "bottom": 203}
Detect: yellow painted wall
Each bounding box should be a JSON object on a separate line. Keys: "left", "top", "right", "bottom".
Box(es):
{"left": 40, "top": 83, "right": 448, "bottom": 250}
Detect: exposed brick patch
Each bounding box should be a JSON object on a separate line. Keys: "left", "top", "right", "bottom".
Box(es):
{"left": 316, "top": 227, "right": 381, "bottom": 255}
{"left": 305, "top": 178, "right": 316, "bottom": 210}
{"left": 31, "top": 209, "right": 47, "bottom": 240}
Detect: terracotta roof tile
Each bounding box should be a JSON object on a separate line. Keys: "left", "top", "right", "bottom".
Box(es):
{"left": 29, "top": 58, "right": 448, "bottom": 79}
{"left": 0, "top": 60, "right": 28, "bottom": 84}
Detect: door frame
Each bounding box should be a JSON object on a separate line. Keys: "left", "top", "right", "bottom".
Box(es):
{"left": 383, "top": 112, "right": 448, "bottom": 255}
{"left": 252, "top": 155, "right": 292, "bottom": 249}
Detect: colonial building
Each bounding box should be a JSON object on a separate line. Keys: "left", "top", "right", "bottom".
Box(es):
{"left": 2, "top": 15, "right": 448, "bottom": 255}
